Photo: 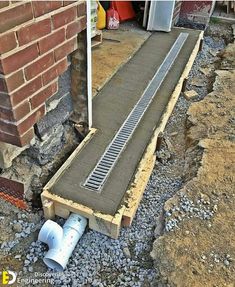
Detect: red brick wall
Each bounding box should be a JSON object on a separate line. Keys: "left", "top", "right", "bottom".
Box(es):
{"left": 179, "top": 1, "right": 213, "bottom": 24}
{"left": 0, "top": 0, "right": 86, "bottom": 147}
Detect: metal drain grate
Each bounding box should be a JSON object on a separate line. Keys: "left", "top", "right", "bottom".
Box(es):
{"left": 84, "top": 32, "right": 188, "bottom": 192}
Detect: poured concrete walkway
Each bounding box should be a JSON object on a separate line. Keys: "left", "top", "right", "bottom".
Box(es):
{"left": 52, "top": 28, "right": 201, "bottom": 215}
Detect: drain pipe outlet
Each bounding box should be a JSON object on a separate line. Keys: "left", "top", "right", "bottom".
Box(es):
{"left": 38, "top": 213, "right": 87, "bottom": 271}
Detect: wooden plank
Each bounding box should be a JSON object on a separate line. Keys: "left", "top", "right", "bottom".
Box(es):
{"left": 42, "top": 189, "right": 94, "bottom": 218}
{"left": 122, "top": 155, "right": 156, "bottom": 226}
{"left": 90, "top": 206, "right": 125, "bottom": 239}
{"left": 92, "top": 30, "right": 102, "bottom": 48}
{"left": 41, "top": 198, "right": 55, "bottom": 219}
{"left": 42, "top": 189, "right": 124, "bottom": 239}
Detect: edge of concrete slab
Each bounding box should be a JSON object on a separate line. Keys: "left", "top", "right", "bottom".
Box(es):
{"left": 41, "top": 30, "right": 204, "bottom": 239}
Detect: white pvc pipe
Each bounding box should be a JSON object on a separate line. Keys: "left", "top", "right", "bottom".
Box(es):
{"left": 38, "top": 213, "right": 87, "bottom": 271}
{"left": 86, "top": 0, "right": 93, "bottom": 128}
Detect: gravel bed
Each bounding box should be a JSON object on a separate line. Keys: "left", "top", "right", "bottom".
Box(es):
{"left": 19, "top": 26, "right": 227, "bottom": 286}
{"left": 0, "top": 211, "right": 43, "bottom": 251}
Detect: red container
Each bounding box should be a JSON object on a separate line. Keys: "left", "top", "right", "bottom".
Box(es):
{"left": 112, "top": 1, "right": 135, "bottom": 22}
{"left": 106, "top": 2, "right": 119, "bottom": 29}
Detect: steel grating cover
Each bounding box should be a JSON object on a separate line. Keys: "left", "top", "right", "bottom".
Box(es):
{"left": 84, "top": 32, "right": 188, "bottom": 192}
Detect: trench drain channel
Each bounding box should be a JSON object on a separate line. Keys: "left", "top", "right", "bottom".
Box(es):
{"left": 84, "top": 32, "right": 188, "bottom": 192}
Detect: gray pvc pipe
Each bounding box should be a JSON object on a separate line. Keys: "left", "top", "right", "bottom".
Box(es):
{"left": 38, "top": 213, "right": 87, "bottom": 271}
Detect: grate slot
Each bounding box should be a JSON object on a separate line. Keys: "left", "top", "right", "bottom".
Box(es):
{"left": 108, "top": 148, "right": 121, "bottom": 154}
{"left": 87, "top": 179, "right": 102, "bottom": 185}
{"left": 106, "top": 150, "right": 119, "bottom": 156}
{"left": 85, "top": 183, "right": 100, "bottom": 190}
{"left": 84, "top": 33, "right": 188, "bottom": 192}
{"left": 100, "top": 159, "right": 113, "bottom": 165}
{"left": 105, "top": 155, "right": 116, "bottom": 161}
{"left": 96, "top": 167, "right": 109, "bottom": 174}
{"left": 92, "top": 173, "right": 105, "bottom": 180}
{"left": 93, "top": 170, "right": 107, "bottom": 176}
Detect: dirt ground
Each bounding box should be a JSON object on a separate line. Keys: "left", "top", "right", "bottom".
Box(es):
{"left": 151, "top": 35, "right": 235, "bottom": 286}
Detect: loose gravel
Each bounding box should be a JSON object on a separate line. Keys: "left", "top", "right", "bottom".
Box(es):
{"left": 18, "top": 26, "right": 228, "bottom": 286}
{"left": 1, "top": 212, "right": 43, "bottom": 252}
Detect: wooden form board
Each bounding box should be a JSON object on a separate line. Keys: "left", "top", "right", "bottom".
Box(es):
{"left": 41, "top": 31, "right": 204, "bottom": 239}
{"left": 92, "top": 30, "right": 102, "bottom": 48}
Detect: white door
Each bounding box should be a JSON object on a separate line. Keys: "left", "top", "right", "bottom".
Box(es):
{"left": 147, "top": 0, "right": 175, "bottom": 32}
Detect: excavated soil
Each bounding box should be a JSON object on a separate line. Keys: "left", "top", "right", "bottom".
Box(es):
{"left": 151, "top": 42, "right": 235, "bottom": 287}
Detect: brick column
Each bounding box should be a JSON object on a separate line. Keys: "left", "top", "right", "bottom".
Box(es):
{"left": 0, "top": 0, "right": 86, "bottom": 147}
{"left": 179, "top": 1, "right": 213, "bottom": 25}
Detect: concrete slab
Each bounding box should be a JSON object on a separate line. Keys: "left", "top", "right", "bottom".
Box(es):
{"left": 92, "top": 27, "right": 151, "bottom": 97}
{"left": 52, "top": 28, "right": 201, "bottom": 216}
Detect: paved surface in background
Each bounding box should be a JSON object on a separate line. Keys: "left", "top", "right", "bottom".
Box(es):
{"left": 92, "top": 25, "right": 151, "bottom": 97}
{"left": 52, "top": 28, "right": 201, "bottom": 215}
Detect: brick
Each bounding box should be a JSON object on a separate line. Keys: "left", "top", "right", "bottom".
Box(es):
{"left": 0, "top": 101, "right": 30, "bottom": 121}
{"left": 3, "top": 70, "right": 25, "bottom": 93}
{"left": 17, "top": 105, "right": 45, "bottom": 135}
{"left": 0, "top": 61, "right": 3, "bottom": 73}
{"left": 0, "top": 77, "right": 7, "bottom": 92}
{"left": 63, "top": 1, "right": 77, "bottom": 6}
{"left": 66, "top": 17, "right": 86, "bottom": 39}
{"left": 38, "top": 28, "right": 65, "bottom": 55}
{"left": 0, "top": 92, "right": 11, "bottom": 108}
{"left": 14, "top": 101, "right": 31, "bottom": 121}
{"left": 42, "top": 58, "right": 68, "bottom": 85}
{"left": 55, "top": 38, "right": 77, "bottom": 61}
{"left": 0, "top": 32, "right": 17, "bottom": 54}
{"left": 52, "top": 6, "right": 77, "bottom": 29}
{"left": 0, "top": 105, "right": 44, "bottom": 135}
{"left": 0, "top": 119, "right": 18, "bottom": 134}
{"left": 32, "top": 1, "right": 63, "bottom": 17}
{"left": 24, "top": 52, "right": 54, "bottom": 80}
{"left": 77, "top": 2, "right": 86, "bottom": 17}
{"left": 0, "top": 106, "right": 12, "bottom": 121}
{"left": 13, "top": 101, "right": 31, "bottom": 121}
{"left": 0, "top": 44, "right": 38, "bottom": 74}
{"left": 0, "top": 127, "right": 34, "bottom": 147}
{"left": 11, "top": 76, "right": 42, "bottom": 106}
{"left": 17, "top": 19, "right": 51, "bottom": 46}
{"left": 0, "top": 3, "right": 33, "bottom": 33}
{"left": 30, "top": 82, "right": 58, "bottom": 109}
{"left": 0, "top": 1, "right": 9, "bottom": 9}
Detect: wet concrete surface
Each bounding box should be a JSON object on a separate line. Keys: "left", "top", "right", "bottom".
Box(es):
{"left": 92, "top": 27, "right": 151, "bottom": 97}
{"left": 52, "top": 28, "right": 201, "bottom": 215}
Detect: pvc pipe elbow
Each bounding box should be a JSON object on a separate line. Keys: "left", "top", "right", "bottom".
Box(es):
{"left": 38, "top": 220, "right": 63, "bottom": 249}
{"left": 38, "top": 214, "right": 87, "bottom": 271}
